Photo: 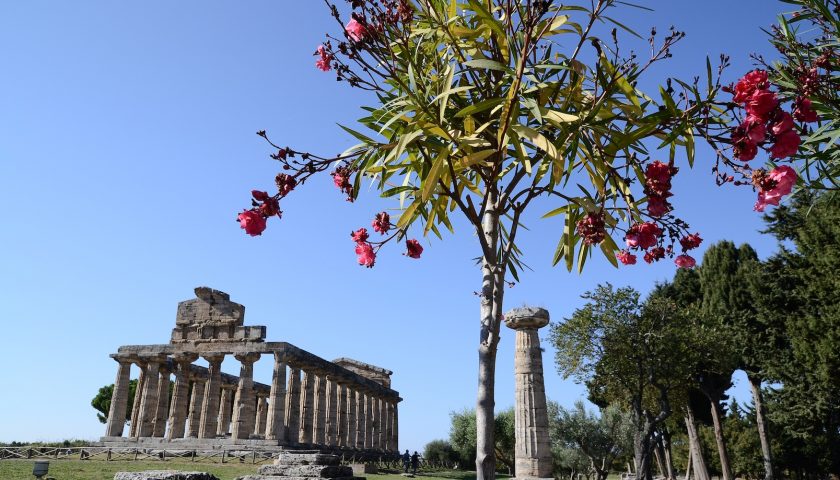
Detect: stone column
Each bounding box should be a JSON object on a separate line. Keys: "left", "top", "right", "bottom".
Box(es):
{"left": 231, "top": 353, "right": 259, "bottom": 440}
{"left": 505, "top": 307, "right": 553, "bottom": 480}
{"left": 265, "top": 353, "right": 287, "bottom": 441}
{"left": 313, "top": 374, "right": 327, "bottom": 445}
{"left": 359, "top": 392, "right": 369, "bottom": 449}
{"left": 354, "top": 390, "right": 365, "bottom": 449}
{"left": 198, "top": 354, "right": 225, "bottom": 438}
{"left": 152, "top": 363, "right": 172, "bottom": 437}
{"left": 326, "top": 378, "right": 338, "bottom": 446}
{"left": 392, "top": 400, "right": 399, "bottom": 452}
{"left": 298, "top": 369, "right": 315, "bottom": 444}
{"left": 382, "top": 400, "right": 391, "bottom": 452}
{"left": 346, "top": 387, "right": 357, "bottom": 448}
{"left": 105, "top": 356, "right": 132, "bottom": 437}
{"left": 255, "top": 394, "right": 268, "bottom": 436}
{"left": 167, "top": 354, "right": 197, "bottom": 439}
{"left": 370, "top": 396, "right": 380, "bottom": 450}
{"left": 129, "top": 361, "right": 146, "bottom": 437}
{"left": 136, "top": 359, "right": 161, "bottom": 437}
{"left": 285, "top": 366, "right": 301, "bottom": 444}
{"left": 186, "top": 378, "right": 205, "bottom": 438}
{"left": 217, "top": 386, "right": 234, "bottom": 436}
{"left": 336, "top": 383, "right": 347, "bottom": 447}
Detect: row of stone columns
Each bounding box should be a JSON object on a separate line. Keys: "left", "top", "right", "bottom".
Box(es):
{"left": 105, "top": 352, "right": 399, "bottom": 452}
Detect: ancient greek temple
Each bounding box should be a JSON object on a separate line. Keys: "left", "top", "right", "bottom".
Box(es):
{"left": 101, "top": 287, "right": 401, "bottom": 455}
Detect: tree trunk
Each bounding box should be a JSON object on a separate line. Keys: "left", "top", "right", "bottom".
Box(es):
{"left": 708, "top": 398, "right": 733, "bottom": 480}
{"left": 748, "top": 374, "right": 775, "bottom": 480}
{"left": 476, "top": 204, "right": 504, "bottom": 480}
{"left": 662, "top": 428, "right": 677, "bottom": 480}
{"left": 633, "top": 429, "right": 655, "bottom": 480}
{"left": 683, "top": 451, "right": 692, "bottom": 480}
{"left": 684, "top": 409, "right": 710, "bottom": 480}
{"left": 654, "top": 443, "right": 666, "bottom": 477}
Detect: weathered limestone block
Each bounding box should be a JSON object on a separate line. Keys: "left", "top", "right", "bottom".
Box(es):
{"left": 257, "top": 465, "right": 353, "bottom": 477}
{"left": 113, "top": 471, "right": 219, "bottom": 480}
{"left": 237, "top": 477, "right": 353, "bottom": 480}
{"left": 275, "top": 452, "right": 340, "bottom": 466}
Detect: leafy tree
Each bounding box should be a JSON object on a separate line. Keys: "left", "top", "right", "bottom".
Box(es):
{"left": 91, "top": 380, "right": 138, "bottom": 425}
{"left": 238, "top": 2, "right": 723, "bottom": 477}
{"left": 449, "top": 407, "right": 516, "bottom": 473}
{"left": 423, "top": 439, "right": 460, "bottom": 468}
{"left": 550, "top": 284, "right": 697, "bottom": 480}
{"left": 551, "top": 401, "right": 633, "bottom": 480}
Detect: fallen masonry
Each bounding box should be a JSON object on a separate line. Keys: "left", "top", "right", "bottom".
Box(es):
{"left": 102, "top": 287, "right": 401, "bottom": 456}
{"left": 236, "top": 451, "right": 355, "bottom": 480}
{"left": 113, "top": 471, "right": 219, "bottom": 480}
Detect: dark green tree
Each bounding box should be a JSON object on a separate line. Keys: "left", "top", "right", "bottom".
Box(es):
{"left": 551, "top": 401, "right": 633, "bottom": 480}
{"left": 449, "top": 407, "right": 516, "bottom": 473}
{"left": 91, "top": 379, "right": 138, "bottom": 424}
{"left": 423, "top": 439, "right": 460, "bottom": 468}
{"left": 550, "top": 284, "right": 697, "bottom": 480}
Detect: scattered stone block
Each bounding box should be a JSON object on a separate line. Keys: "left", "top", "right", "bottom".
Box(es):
{"left": 114, "top": 471, "right": 219, "bottom": 480}
{"left": 350, "top": 464, "right": 377, "bottom": 475}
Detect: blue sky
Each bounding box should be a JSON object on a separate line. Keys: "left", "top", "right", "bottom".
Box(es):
{"left": 1, "top": 1, "right": 785, "bottom": 452}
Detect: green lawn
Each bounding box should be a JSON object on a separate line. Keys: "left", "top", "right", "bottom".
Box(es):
{"left": 0, "top": 460, "right": 492, "bottom": 480}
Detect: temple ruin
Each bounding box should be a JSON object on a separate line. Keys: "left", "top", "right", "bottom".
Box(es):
{"left": 101, "top": 287, "right": 401, "bottom": 456}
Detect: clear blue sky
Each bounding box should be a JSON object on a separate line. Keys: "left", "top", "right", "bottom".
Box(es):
{"left": 0, "top": 1, "right": 784, "bottom": 452}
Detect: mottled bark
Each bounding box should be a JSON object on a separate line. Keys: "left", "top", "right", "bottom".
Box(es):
{"left": 749, "top": 374, "right": 775, "bottom": 480}
{"left": 709, "top": 399, "right": 733, "bottom": 480}
{"left": 684, "top": 408, "right": 709, "bottom": 480}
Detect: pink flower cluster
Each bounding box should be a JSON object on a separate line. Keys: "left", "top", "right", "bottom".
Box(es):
{"left": 728, "top": 70, "right": 817, "bottom": 162}
{"left": 351, "top": 211, "right": 421, "bottom": 267}
{"left": 332, "top": 166, "right": 354, "bottom": 202}
{"left": 237, "top": 190, "right": 281, "bottom": 236}
{"left": 644, "top": 161, "right": 678, "bottom": 218}
{"left": 575, "top": 212, "right": 606, "bottom": 246}
{"left": 616, "top": 222, "right": 702, "bottom": 269}
{"left": 753, "top": 166, "right": 798, "bottom": 212}
{"left": 315, "top": 45, "right": 333, "bottom": 72}
{"left": 351, "top": 227, "right": 376, "bottom": 267}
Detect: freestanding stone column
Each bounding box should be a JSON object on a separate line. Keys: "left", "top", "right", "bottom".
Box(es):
{"left": 285, "top": 367, "right": 301, "bottom": 444}
{"left": 152, "top": 363, "right": 172, "bottom": 437}
{"left": 199, "top": 354, "right": 225, "bottom": 438}
{"left": 105, "top": 356, "right": 132, "bottom": 437}
{"left": 505, "top": 307, "right": 553, "bottom": 480}
{"left": 186, "top": 378, "right": 205, "bottom": 438}
{"left": 231, "top": 353, "right": 260, "bottom": 440}
{"left": 265, "top": 353, "right": 287, "bottom": 441}
{"left": 137, "top": 359, "right": 162, "bottom": 437}
{"left": 167, "top": 354, "right": 197, "bottom": 439}
{"left": 129, "top": 361, "right": 146, "bottom": 437}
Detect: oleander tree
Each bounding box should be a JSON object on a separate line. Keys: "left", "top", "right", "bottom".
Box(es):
{"left": 697, "top": 0, "right": 836, "bottom": 210}
{"left": 235, "top": 2, "right": 725, "bottom": 478}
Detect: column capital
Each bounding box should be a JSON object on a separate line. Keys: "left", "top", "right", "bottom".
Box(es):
{"left": 234, "top": 352, "right": 261, "bottom": 364}
{"left": 202, "top": 353, "right": 225, "bottom": 365}
{"left": 110, "top": 354, "right": 135, "bottom": 365}
{"left": 504, "top": 306, "right": 549, "bottom": 330}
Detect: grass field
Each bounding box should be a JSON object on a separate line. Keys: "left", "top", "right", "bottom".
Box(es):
{"left": 0, "top": 460, "right": 493, "bottom": 480}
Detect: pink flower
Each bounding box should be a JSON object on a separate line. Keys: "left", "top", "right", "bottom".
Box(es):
{"left": 679, "top": 233, "right": 703, "bottom": 251}
{"left": 643, "top": 246, "right": 665, "bottom": 264}
{"left": 351, "top": 228, "right": 369, "bottom": 243}
{"left": 405, "top": 239, "right": 423, "bottom": 259}
{"left": 770, "top": 112, "right": 794, "bottom": 136}
{"left": 332, "top": 166, "right": 354, "bottom": 201}
{"left": 616, "top": 250, "right": 637, "bottom": 265}
{"left": 731, "top": 127, "right": 758, "bottom": 161}
{"left": 345, "top": 18, "right": 367, "bottom": 42}
{"left": 372, "top": 212, "right": 391, "bottom": 234}
{"left": 645, "top": 161, "right": 675, "bottom": 196}
{"left": 626, "top": 222, "right": 662, "bottom": 250}
{"left": 742, "top": 115, "right": 767, "bottom": 143}
{"left": 315, "top": 45, "right": 332, "bottom": 72}
{"left": 675, "top": 254, "right": 696, "bottom": 269}
{"left": 251, "top": 190, "right": 270, "bottom": 201}
{"left": 237, "top": 209, "right": 267, "bottom": 236}
{"left": 355, "top": 242, "right": 376, "bottom": 267}
{"left": 275, "top": 173, "right": 297, "bottom": 197}
{"left": 732, "top": 70, "right": 769, "bottom": 104}
{"left": 575, "top": 212, "right": 606, "bottom": 245}
{"left": 793, "top": 97, "right": 818, "bottom": 123}
{"left": 259, "top": 197, "right": 281, "bottom": 218}
{"left": 769, "top": 130, "right": 801, "bottom": 159}
{"left": 746, "top": 90, "right": 778, "bottom": 119}
{"left": 754, "top": 166, "right": 797, "bottom": 212}
{"left": 647, "top": 195, "right": 671, "bottom": 218}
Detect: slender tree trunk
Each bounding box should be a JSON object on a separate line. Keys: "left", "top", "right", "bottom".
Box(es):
{"left": 683, "top": 452, "right": 692, "bottom": 480}
{"left": 708, "top": 398, "right": 733, "bottom": 480}
{"left": 748, "top": 374, "right": 775, "bottom": 480}
{"left": 684, "top": 408, "right": 710, "bottom": 480}
{"left": 654, "top": 443, "right": 666, "bottom": 477}
{"left": 476, "top": 204, "right": 504, "bottom": 480}
{"left": 662, "top": 428, "right": 677, "bottom": 480}
{"left": 633, "top": 428, "right": 655, "bottom": 480}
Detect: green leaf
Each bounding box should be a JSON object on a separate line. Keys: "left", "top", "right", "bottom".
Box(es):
{"left": 463, "top": 59, "right": 510, "bottom": 72}
{"left": 421, "top": 148, "right": 449, "bottom": 201}
{"left": 458, "top": 149, "right": 495, "bottom": 168}
{"left": 455, "top": 98, "right": 505, "bottom": 118}
{"left": 397, "top": 199, "right": 421, "bottom": 228}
